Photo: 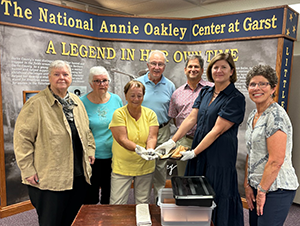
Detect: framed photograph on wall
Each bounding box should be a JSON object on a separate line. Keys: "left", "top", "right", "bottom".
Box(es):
{"left": 23, "top": 90, "right": 39, "bottom": 104}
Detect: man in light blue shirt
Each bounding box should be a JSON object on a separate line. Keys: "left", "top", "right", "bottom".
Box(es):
{"left": 136, "top": 50, "right": 175, "bottom": 200}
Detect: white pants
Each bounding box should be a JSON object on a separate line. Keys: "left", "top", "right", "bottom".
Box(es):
{"left": 110, "top": 172, "right": 154, "bottom": 204}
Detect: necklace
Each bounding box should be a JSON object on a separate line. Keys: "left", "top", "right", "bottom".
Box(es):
{"left": 254, "top": 113, "right": 261, "bottom": 120}
{"left": 214, "top": 91, "right": 219, "bottom": 95}
{"left": 254, "top": 99, "right": 274, "bottom": 120}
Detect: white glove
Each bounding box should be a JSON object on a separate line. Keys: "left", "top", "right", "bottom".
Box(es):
{"left": 155, "top": 139, "right": 176, "bottom": 155}
{"left": 135, "top": 146, "right": 158, "bottom": 161}
{"left": 180, "top": 149, "right": 196, "bottom": 161}
{"left": 135, "top": 145, "right": 147, "bottom": 156}
{"left": 141, "top": 148, "right": 159, "bottom": 161}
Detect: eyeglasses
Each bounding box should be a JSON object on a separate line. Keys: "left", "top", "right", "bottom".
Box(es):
{"left": 248, "top": 82, "right": 270, "bottom": 89}
{"left": 93, "top": 79, "right": 110, "bottom": 85}
{"left": 149, "top": 62, "right": 165, "bottom": 68}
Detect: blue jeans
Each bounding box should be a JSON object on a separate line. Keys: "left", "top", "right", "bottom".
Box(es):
{"left": 249, "top": 187, "right": 296, "bottom": 226}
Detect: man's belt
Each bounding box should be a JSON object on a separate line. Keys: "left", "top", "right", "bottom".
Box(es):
{"left": 159, "top": 122, "right": 169, "bottom": 129}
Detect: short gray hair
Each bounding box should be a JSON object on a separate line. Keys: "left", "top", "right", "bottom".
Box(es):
{"left": 48, "top": 60, "right": 71, "bottom": 76}
{"left": 88, "top": 66, "right": 111, "bottom": 84}
{"left": 147, "top": 50, "right": 167, "bottom": 63}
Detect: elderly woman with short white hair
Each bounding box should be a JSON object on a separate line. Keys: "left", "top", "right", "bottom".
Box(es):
{"left": 81, "top": 66, "right": 123, "bottom": 205}
{"left": 14, "top": 60, "right": 95, "bottom": 226}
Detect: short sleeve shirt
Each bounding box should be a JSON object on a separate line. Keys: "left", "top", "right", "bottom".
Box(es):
{"left": 109, "top": 105, "right": 158, "bottom": 176}
{"left": 168, "top": 80, "right": 214, "bottom": 136}
{"left": 245, "top": 102, "right": 299, "bottom": 191}
{"left": 80, "top": 92, "right": 123, "bottom": 159}
{"left": 136, "top": 73, "right": 175, "bottom": 125}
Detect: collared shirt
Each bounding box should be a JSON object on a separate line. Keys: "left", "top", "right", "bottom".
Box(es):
{"left": 136, "top": 72, "right": 175, "bottom": 125}
{"left": 245, "top": 102, "right": 299, "bottom": 191}
{"left": 14, "top": 87, "right": 96, "bottom": 191}
{"left": 109, "top": 105, "right": 158, "bottom": 176}
{"left": 168, "top": 79, "right": 213, "bottom": 136}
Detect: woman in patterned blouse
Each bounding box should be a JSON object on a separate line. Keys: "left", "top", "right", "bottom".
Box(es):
{"left": 244, "top": 64, "right": 299, "bottom": 226}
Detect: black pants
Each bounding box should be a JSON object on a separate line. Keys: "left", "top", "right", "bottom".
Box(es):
{"left": 83, "top": 158, "right": 112, "bottom": 204}
{"left": 28, "top": 175, "right": 88, "bottom": 226}
{"left": 249, "top": 187, "right": 296, "bottom": 226}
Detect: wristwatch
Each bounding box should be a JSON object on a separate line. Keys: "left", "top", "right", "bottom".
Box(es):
{"left": 257, "top": 184, "right": 268, "bottom": 193}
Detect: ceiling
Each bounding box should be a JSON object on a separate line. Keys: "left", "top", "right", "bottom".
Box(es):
{"left": 45, "top": 0, "right": 300, "bottom": 38}
{"left": 47, "top": 0, "right": 300, "bottom": 17}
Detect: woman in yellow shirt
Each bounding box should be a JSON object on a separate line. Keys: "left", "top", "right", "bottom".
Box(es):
{"left": 109, "top": 80, "right": 159, "bottom": 204}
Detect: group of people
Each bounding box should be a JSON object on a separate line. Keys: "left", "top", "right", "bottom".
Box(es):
{"left": 13, "top": 50, "right": 298, "bottom": 226}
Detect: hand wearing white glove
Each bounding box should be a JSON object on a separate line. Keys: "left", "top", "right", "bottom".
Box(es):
{"left": 141, "top": 148, "right": 159, "bottom": 160}
{"left": 135, "top": 145, "right": 147, "bottom": 155}
{"left": 154, "top": 139, "right": 176, "bottom": 155}
{"left": 135, "top": 145, "right": 158, "bottom": 161}
{"left": 180, "top": 149, "right": 196, "bottom": 161}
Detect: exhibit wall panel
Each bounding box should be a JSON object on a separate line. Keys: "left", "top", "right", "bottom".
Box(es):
{"left": 0, "top": 25, "right": 278, "bottom": 205}
{"left": 0, "top": 1, "right": 297, "bottom": 217}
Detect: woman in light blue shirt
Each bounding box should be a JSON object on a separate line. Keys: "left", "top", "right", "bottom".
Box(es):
{"left": 244, "top": 65, "right": 298, "bottom": 226}
{"left": 81, "top": 66, "right": 122, "bottom": 204}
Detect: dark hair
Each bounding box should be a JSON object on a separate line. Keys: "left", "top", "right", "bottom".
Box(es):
{"left": 124, "top": 80, "right": 145, "bottom": 95}
{"left": 206, "top": 53, "right": 237, "bottom": 83}
{"left": 246, "top": 64, "right": 278, "bottom": 97}
{"left": 185, "top": 54, "right": 204, "bottom": 69}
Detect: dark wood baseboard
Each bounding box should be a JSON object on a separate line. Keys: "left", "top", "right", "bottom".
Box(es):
{"left": 0, "top": 200, "right": 34, "bottom": 218}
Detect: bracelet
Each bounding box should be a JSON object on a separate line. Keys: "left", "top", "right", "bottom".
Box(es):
{"left": 244, "top": 184, "right": 250, "bottom": 189}
{"left": 257, "top": 184, "right": 268, "bottom": 193}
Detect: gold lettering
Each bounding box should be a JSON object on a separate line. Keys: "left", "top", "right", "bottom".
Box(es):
{"left": 70, "top": 43, "right": 78, "bottom": 56}
{"left": 140, "top": 49, "right": 150, "bottom": 61}
{"left": 13, "top": 1, "right": 23, "bottom": 18}
{"left": 79, "top": 45, "right": 88, "bottom": 58}
{"left": 61, "top": 42, "right": 70, "bottom": 56}
{"left": 45, "top": 40, "right": 57, "bottom": 55}
{"left": 284, "top": 69, "right": 288, "bottom": 77}
{"left": 2, "top": 0, "right": 12, "bottom": 16}
{"left": 99, "top": 21, "right": 109, "bottom": 33}
{"left": 173, "top": 51, "right": 183, "bottom": 63}
{"left": 283, "top": 80, "right": 287, "bottom": 88}
{"left": 107, "top": 47, "right": 116, "bottom": 60}
{"left": 88, "top": 46, "right": 96, "bottom": 58}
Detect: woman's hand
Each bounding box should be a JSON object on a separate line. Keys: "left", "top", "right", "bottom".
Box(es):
{"left": 26, "top": 174, "right": 39, "bottom": 185}
{"left": 256, "top": 189, "right": 266, "bottom": 216}
{"left": 89, "top": 156, "right": 95, "bottom": 164}
{"left": 180, "top": 149, "right": 196, "bottom": 161}
{"left": 154, "top": 139, "right": 176, "bottom": 155}
{"left": 135, "top": 146, "right": 158, "bottom": 160}
{"left": 244, "top": 185, "right": 255, "bottom": 211}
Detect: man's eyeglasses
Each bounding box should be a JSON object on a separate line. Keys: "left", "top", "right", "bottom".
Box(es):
{"left": 149, "top": 62, "right": 165, "bottom": 68}
{"left": 93, "top": 79, "right": 110, "bottom": 85}
{"left": 248, "top": 82, "right": 270, "bottom": 89}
